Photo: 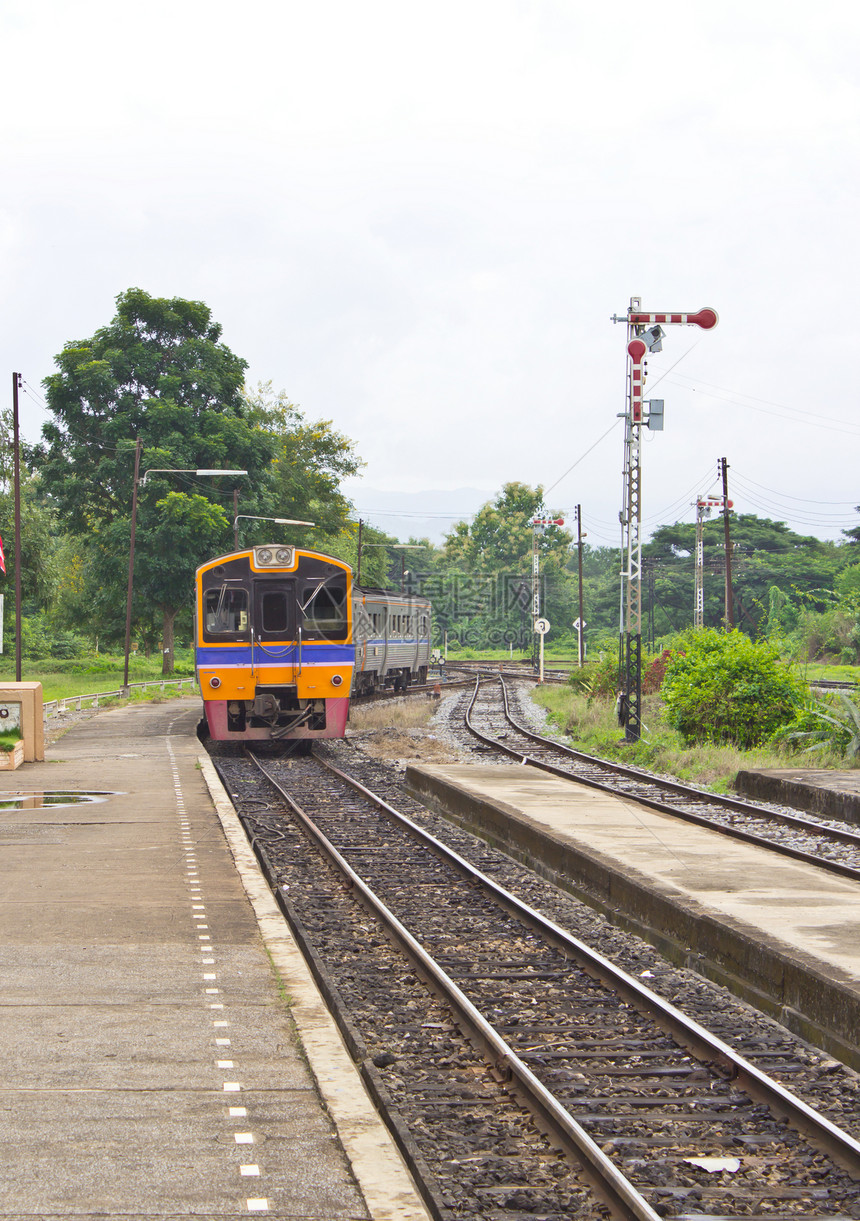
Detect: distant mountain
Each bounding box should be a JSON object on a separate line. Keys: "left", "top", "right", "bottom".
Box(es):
{"left": 344, "top": 486, "right": 492, "bottom": 544}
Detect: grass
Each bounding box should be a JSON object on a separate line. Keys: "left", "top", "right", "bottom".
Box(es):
{"left": 0, "top": 656, "right": 196, "bottom": 704}
{"left": 531, "top": 685, "right": 851, "bottom": 793}
{"left": 799, "top": 662, "right": 860, "bottom": 684}
{"left": 348, "top": 699, "right": 437, "bottom": 732}
{"left": 0, "top": 728, "right": 22, "bottom": 753}
{"left": 347, "top": 695, "right": 460, "bottom": 764}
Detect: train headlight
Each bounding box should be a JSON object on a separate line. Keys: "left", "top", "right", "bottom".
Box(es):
{"left": 253, "top": 545, "right": 295, "bottom": 567}
{"left": 331, "top": 674, "right": 343, "bottom": 687}
{"left": 209, "top": 676, "right": 222, "bottom": 689}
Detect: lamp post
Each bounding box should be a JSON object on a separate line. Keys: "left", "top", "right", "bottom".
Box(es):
{"left": 233, "top": 515, "right": 315, "bottom": 539}
{"left": 123, "top": 464, "right": 249, "bottom": 695}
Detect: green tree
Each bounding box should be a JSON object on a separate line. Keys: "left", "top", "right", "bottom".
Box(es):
{"left": 438, "top": 483, "right": 574, "bottom": 650}
{"left": 242, "top": 382, "right": 362, "bottom": 553}
{"left": 644, "top": 515, "right": 843, "bottom": 638}
{"left": 32, "top": 288, "right": 277, "bottom": 672}
{"left": 843, "top": 506, "right": 860, "bottom": 551}
{"left": 661, "top": 628, "right": 807, "bottom": 748}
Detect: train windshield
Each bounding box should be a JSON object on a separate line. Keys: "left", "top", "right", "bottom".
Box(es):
{"left": 204, "top": 586, "right": 248, "bottom": 636}
{"left": 301, "top": 576, "right": 347, "bottom": 639}
{"left": 261, "top": 590, "right": 290, "bottom": 634}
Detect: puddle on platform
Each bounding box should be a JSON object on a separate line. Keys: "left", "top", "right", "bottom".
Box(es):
{"left": 0, "top": 791, "right": 118, "bottom": 811}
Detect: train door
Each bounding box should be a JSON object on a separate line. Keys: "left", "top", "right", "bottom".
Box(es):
{"left": 252, "top": 581, "right": 298, "bottom": 675}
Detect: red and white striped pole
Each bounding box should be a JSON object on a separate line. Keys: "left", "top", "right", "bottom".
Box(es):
{"left": 617, "top": 299, "right": 719, "bottom": 742}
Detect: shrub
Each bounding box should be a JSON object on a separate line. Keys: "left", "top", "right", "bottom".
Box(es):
{"left": 568, "top": 649, "right": 621, "bottom": 699}
{"left": 642, "top": 648, "right": 672, "bottom": 694}
{"left": 776, "top": 692, "right": 860, "bottom": 762}
{"left": 661, "top": 628, "right": 807, "bottom": 748}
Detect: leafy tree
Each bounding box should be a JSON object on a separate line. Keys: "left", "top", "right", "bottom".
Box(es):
{"left": 242, "top": 382, "right": 362, "bottom": 552}
{"left": 644, "top": 515, "right": 844, "bottom": 639}
{"left": 0, "top": 470, "right": 61, "bottom": 612}
{"left": 661, "top": 628, "right": 807, "bottom": 748}
{"left": 32, "top": 289, "right": 277, "bottom": 672}
{"left": 437, "top": 483, "right": 574, "bottom": 649}
{"left": 843, "top": 506, "right": 860, "bottom": 550}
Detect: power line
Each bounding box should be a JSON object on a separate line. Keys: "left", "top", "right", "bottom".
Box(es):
{"left": 543, "top": 417, "right": 621, "bottom": 498}
{"left": 651, "top": 369, "right": 860, "bottom": 437}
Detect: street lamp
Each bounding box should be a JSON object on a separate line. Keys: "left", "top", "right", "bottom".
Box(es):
{"left": 123, "top": 456, "right": 249, "bottom": 694}
{"left": 141, "top": 468, "right": 248, "bottom": 485}
{"left": 233, "top": 514, "right": 315, "bottom": 547}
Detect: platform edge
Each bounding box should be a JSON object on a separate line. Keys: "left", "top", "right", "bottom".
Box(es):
{"left": 199, "top": 753, "right": 433, "bottom": 1221}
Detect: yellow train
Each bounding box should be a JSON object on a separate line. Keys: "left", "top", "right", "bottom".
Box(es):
{"left": 195, "top": 544, "right": 431, "bottom": 742}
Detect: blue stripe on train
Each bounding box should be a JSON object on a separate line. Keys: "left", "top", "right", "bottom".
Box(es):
{"left": 196, "top": 643, "right": 354, "bottom": 666}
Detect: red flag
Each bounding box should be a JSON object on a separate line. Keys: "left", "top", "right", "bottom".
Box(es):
{"left": 0, "top": 535, "right": 6, "bottom": 575}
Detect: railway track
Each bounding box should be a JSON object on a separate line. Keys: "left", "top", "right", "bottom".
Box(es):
{"left": 362, "top": 674, "right": 473, "bottom": 702}
{"left": 214, "top": 745, "right": 860, "bottom": 1220}
{"left": 460, "top": 676, "right": 860, "bottom": 881}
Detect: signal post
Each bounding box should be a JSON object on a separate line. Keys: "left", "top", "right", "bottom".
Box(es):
{"left": 612, "top": 300, "right": 719, "bottom": 742}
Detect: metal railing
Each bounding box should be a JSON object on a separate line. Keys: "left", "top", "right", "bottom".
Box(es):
{"left": 43, "top": 677, "right": 198, "bottom": 721}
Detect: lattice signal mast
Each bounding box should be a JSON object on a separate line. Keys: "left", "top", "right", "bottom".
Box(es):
{"left": 530, "top": 512, "right": 564, "bottom": 669}
{"left": 694, "top": 497, "right": 726, "bottom": 629}
{"left": 612, "top": 298, "right": 718, "bottom": 741}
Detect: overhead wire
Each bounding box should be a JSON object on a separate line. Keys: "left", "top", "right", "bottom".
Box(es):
{"left": 650, "top": 369, "right": 860, "bottom": 437}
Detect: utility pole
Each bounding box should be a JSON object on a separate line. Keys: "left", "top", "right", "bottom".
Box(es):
{"left": 11, "top": 373, "right": 22, "bottom": 682}
{"left": 233, "top": 488, "right": 239, "bottom": 550}
{"left": 532, "top": 519, "right": 540, "bottom": 671}
{"left": 612, "top": 300, "right": 718, "bottom": 742}
{"left": 719, "top": 457, "right": 734, "bottom": 628}
{"left": 356, "top": 518, "right": 363, "bottom": 584}
{"left": 122, "top": 438, "right": 142, "bottom": 695}
{"left": 575, "top": 504, "right": 585, "bottom": 668}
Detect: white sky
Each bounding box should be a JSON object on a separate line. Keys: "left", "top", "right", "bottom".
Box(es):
{"left": 2, "top": 0, "right": 859, "bottom": 548}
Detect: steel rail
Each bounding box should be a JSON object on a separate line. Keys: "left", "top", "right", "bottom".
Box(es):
{"left": 500, "top": 677, "right": 860, "bottom": 844}
{"left": 278, "top": 749, "right": 860, "bottom": 1181}
{"left": 245, "top": 750, "right": 663, "bottom": 1221}
{"left": 463, "top": 676, "right": 860, "bottom": 883}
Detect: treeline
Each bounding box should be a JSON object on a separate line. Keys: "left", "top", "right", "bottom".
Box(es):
{"left": 371, "top": 488, "right": 860, "bottom": 664}
{"left": 4, "top": 288, "right": 859, "bottom": 672}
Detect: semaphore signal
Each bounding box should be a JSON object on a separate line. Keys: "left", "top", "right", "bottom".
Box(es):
{"left": 612, "top": 298, "right": 719, "bottom": 742}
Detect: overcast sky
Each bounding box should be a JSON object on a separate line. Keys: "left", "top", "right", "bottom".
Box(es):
{"left": 2, "top": 0, "right": 859, "bottom": 548}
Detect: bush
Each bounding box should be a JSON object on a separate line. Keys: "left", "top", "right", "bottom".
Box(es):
{"left": 568, "top": 649, "right": 621, "bottom": 698}
{"left": 642, "top": 648, "right": 672, "bottom": 694}
{"left": 776, "top": 692, "right": 860, "bottom": 762}
{"left": 661, "top": 628, "right": 807, "bottom": 748}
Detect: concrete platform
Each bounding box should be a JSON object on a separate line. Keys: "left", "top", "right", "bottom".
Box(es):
{"left": 736, "top": 766, "right": 860, "bottom": 824}
{"left": 0, "top": 698, "right": 430, "bottom": 1221}
{"left": 406, "top": 762, "right": 860, "bottom": 1070}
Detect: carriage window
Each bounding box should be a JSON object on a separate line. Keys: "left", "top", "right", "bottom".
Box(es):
{"left": 301, "top": 577, "right": 347, "bottom": 638}
{"left": 205, "top": 586, "right": 248, "bottom": 635}
{"left": 261, "top": 591, "right": 289, "bottom": 634}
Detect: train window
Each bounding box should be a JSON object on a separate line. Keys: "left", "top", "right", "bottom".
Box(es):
{"left": 204, "top": 586, "right": 248, "bottom": 635}
{"left": 261, "top": 590, "right": 290, "bottom": 634}
{"left": 301, "top": 577, "right": 347, "bottom": 639}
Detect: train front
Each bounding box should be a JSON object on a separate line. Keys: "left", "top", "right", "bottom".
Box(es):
{"left": 195, "top": 545, "right": 354, "bottom": 741}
